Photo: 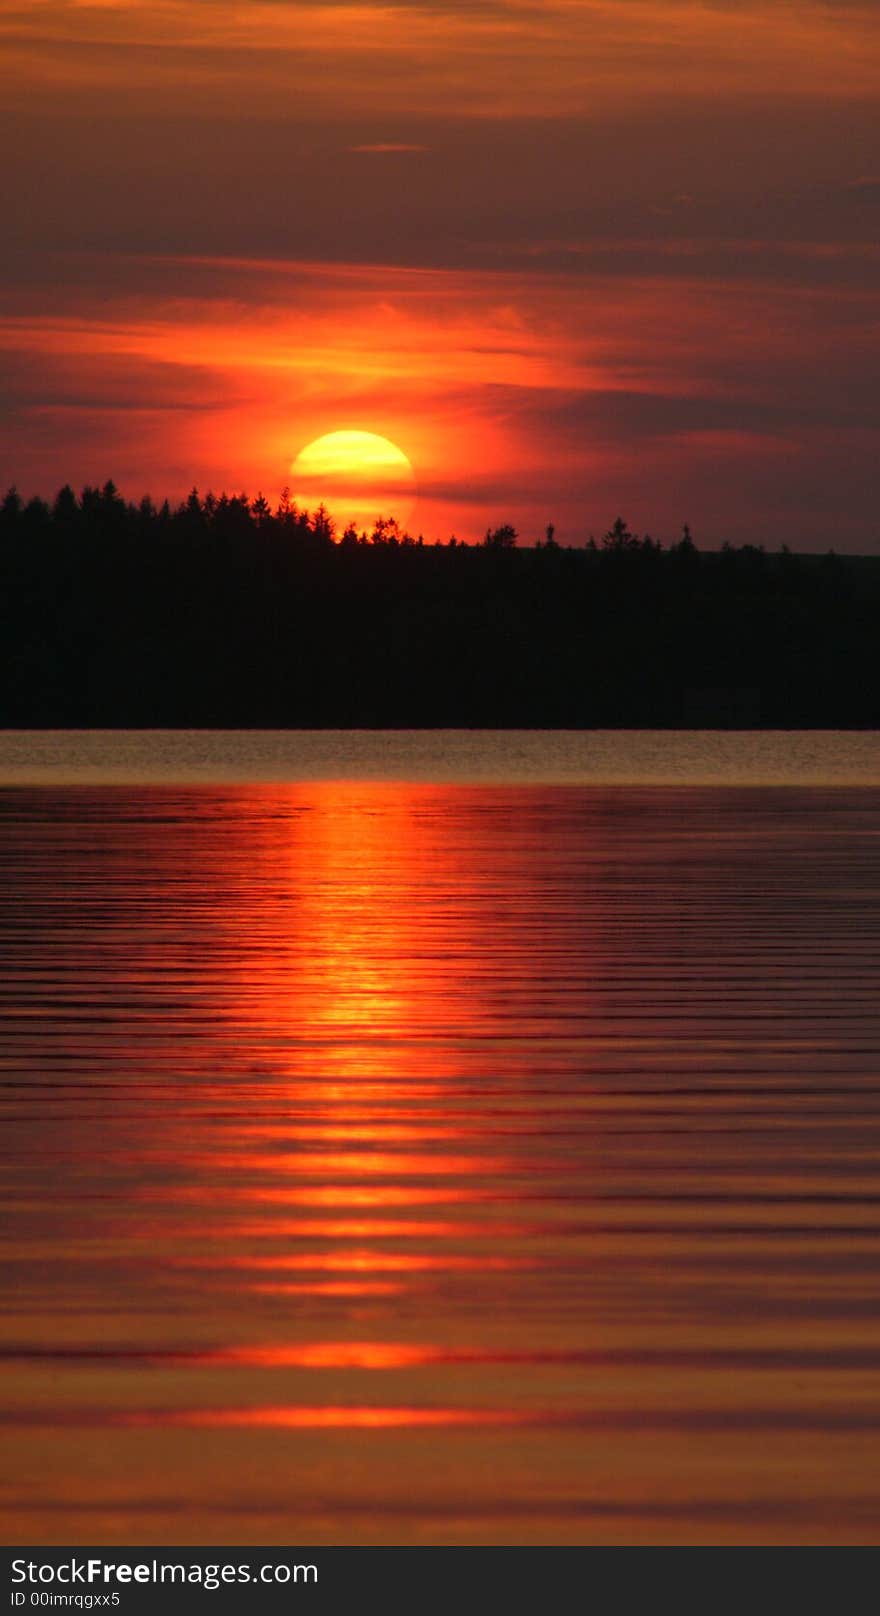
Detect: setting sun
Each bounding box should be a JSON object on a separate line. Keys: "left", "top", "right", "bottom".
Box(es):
{"left": 291, "top": 430, "right": 416, "bottom": 532}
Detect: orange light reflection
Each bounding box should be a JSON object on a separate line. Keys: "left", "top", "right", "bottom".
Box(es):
{"left": 125, "top": 1405, "right": 527, "bottom": 1430}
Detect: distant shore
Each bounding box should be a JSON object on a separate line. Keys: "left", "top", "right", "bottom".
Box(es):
{"left": 2, "top": 488, "right": 878, "bottom": 728}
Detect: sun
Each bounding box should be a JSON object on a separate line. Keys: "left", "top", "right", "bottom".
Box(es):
{"left": 291, "top": 430, "right": 416, "bottom": 533}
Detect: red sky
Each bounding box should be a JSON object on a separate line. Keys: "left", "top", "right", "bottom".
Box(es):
{"left": 2, "top": 0, "right": 879, "bottom": 547}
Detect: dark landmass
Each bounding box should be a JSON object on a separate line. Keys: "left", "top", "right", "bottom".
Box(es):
{"left": 2, "top": 483, "right": 879, "bottom": 728}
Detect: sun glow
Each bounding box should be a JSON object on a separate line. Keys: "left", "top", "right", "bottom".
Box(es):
{"left": 291, "top": 429, "right": 416, "bottom": 532}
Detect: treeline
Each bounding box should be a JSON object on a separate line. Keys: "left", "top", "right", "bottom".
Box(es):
{"left": 1, "top": 481, "right": 878, "bottom": 726}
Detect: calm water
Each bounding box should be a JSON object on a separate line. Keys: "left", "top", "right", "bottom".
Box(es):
{"left": 0, "top": 727, "right": 879, "bottom": 785}
{"left": 2, "top": 732, "right": 880, "bottom": 1544}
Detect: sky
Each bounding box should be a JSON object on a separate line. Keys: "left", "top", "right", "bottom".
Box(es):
{"left": 2, "top": 0, "right": 879, "bottom": 547}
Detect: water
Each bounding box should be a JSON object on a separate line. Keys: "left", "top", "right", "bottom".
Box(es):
{"left": 2, "top": 732, "right": 880, "bottom": 1544}
{"left": 0, "top": 727, "right": 879, "bottom": 785}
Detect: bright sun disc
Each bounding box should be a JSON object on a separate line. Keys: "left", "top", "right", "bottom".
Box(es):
{"left": 291, "top": 430, "right": 416, "bottom": 532}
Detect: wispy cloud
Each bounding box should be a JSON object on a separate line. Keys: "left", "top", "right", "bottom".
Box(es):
{"left": 2, "top": 250, "right": 876, "bottom": 544}
{"left": 3, "top": 2, "right": 878, "bottom": 117}
{"left": 348, "top": 144, "right": 429, "bottom": 154}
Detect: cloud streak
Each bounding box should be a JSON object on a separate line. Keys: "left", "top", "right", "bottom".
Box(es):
{"left": 3, "top": 2, "right": 878, "bottom": 118}
{"left": 2, "top": 251, "right": 876, "bottom": 545}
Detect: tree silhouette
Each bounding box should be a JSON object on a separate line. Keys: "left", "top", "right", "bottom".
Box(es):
{"left": 484, "top": 523, "right": 517, "bottom": 548}
{"left": 0, "top": 481, "right": 876, "bottom": 729}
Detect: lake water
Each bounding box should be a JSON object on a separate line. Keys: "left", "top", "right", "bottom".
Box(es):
{"left": 2, "top": 731, "right": 880, "bottom": 1544}
{"left": 0, "top": 727, "right": 879, "bottom": 785}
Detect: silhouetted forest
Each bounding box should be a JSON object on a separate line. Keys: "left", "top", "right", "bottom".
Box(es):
{"left": 2, "top": 482, "right": 879, "bottom": 727}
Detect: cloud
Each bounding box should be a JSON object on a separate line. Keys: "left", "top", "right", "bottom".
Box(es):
{"left": 1, "top": 246, "right": 877, "bottom": 545}
{"left": 3, "top": 1, "right": 879, "bottom": 120}
{"left": 348, "top": 144, "right": 429, "bottom": 154}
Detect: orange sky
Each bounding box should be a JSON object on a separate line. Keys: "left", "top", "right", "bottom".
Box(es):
{"left": 2, "top": 1, "right": 879, "bottom": 545}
